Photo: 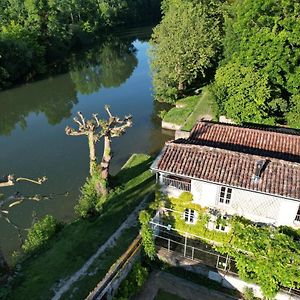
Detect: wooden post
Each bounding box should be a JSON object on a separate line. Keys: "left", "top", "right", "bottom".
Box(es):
{"left": 191, "top": 247, "right": 194, "bottom": 260}
{"left": 168, "top": 239, "right": 171, "bottom": 252}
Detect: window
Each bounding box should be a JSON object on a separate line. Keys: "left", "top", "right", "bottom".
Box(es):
{"left": 215, "top": 216, "right": 227, "bottom": 232}
{"left": 184, "top": 209, "right": 197, "bottom": 224}
{"left": 219, "top": 187, "right": 232, "bottom": 204}
{"left": 295, "top": 205, "right": 300, "bottom": 222}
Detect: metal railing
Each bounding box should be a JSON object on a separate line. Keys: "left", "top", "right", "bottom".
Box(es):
{"left": 162, "top": 177, "right": 191, "bottom": 192}
{"left": 154, "top": 229, "right": 237, "bottom": 274}
{"left": 295, "top": 214, "right": 300, "bottom": 222}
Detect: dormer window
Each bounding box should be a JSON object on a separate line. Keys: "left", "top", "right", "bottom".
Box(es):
{"left": 219, "top": 187, "right": 232, "bottom": 204}
{"left": 184, "top": 209, "right": 197, "bottom": 224}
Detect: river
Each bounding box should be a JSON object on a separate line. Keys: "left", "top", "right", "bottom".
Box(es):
{"left": 0, "top": 27, "right": 172, "bottom": 260}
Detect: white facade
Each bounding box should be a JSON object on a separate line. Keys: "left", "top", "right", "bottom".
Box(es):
{"left": 158, "top": 173, "right": 300, "bottom": 229}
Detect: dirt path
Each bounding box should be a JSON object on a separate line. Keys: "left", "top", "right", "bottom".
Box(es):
{"left": 135, "top": 271, "right": 239, "bottom": 300}
{"left": 51, "top": 196, "right": 149, "bottom": 300}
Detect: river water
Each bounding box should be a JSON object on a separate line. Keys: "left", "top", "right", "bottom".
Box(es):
{"left": 0, "top": 27, "right": 172, "bottom": 259}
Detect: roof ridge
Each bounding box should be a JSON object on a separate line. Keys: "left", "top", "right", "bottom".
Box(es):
{"left": 194, "top": 121, "right": 300, "bottom": 137}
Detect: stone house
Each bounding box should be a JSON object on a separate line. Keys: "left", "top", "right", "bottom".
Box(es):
{"left": 151, "top": 121, "right": 300, "bottom": 230}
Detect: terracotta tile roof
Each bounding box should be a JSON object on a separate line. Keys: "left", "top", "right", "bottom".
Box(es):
{"left": 153, "top": 143, "right": 300, "bottom": 200}
{"left": 184, "top": 121, "right": 300, "bottom": 162}
{"left": 152, "top": 122, "right": 300, "bottom": 200}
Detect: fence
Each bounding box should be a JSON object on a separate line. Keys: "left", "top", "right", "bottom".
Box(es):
{"left": 154, "top": 227, "right": 238, "bottom": 274}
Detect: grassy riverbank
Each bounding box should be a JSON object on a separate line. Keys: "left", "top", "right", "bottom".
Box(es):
{"left": 162, "top": 89, "right": 217, "bottom": 131}
{"left": 6, "top": 154, "right": 154, "bottom": 300}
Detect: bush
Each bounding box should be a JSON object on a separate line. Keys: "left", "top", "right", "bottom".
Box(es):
{"left": 75, "top": 175, "right": 106, "bottom": 218}
{"left": 114, "top": 262, "right": 148, "bottom": 299}
{"left": 243, "top": 287, "right": 256, "bottom": 300}
{"left": 22, "top": 215, "right": 59, "bottom": 254}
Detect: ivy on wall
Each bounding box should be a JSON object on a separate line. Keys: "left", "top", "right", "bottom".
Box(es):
{"left": 158, "top": 191, "right": 300, "bottom": 299}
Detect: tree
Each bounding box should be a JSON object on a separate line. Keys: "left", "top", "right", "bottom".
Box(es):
{"left": 212, "top": 62, "right": 278, "bottom": 125}
{"left": 150, "top": 0, "right": 223, "bottom": 102}
{"left": 65, "top": 105, "right": 132, "bottom": 195}
{"left": 0, "top": 174, "right": 47, "bottom": 245}
{"left": 215, "top": 0, "right": 300, "bottom": 126}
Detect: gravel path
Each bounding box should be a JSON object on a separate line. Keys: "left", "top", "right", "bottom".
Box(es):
{"left": 51, "top": 196, "right": 149, "bottom": 300}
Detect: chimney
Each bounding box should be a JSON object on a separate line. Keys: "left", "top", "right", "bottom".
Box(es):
{"left": 252, "top": 160, "right": 266, "bottom": 183}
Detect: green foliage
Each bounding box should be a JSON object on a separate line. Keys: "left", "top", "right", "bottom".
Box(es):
{"left": 150, "top": 0, "right": 223, "bottom": 102}
{"left": 243, "top": 287, "right": 256, "bottom": 300}
{"left": 0, "top": 0, "right": 161, "bottom": 88}
{"left": 7, "top": 154, "right": 155, "bottom": 300}
{"left": 214, "top": 0, "right": 300, "bottom": 127}
{"left": 213, "top": 62, "right": 276, "bottom": 125}
{"left": 139, "top": 210, "right": 156, "bottom": 260}
{"left": 114, "top": 262, "right": 149, "bottom": 300}
{"left": 163, "top": 96, "right": 199, "bottom": 125}
{"left": 22, "top": 215, "right": 59, "bottom": 254}
{"left": 75, "top": 174, "right": 107, "bottom": 218}
{"left": 160, "top": 192, "right": 300, "bottom": 298}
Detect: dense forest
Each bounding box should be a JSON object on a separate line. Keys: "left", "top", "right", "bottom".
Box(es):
{"left": 150, "top": 0, "right": 300, "bottom": 128}
{"left": 0, "top": 0, "right": 161, "bottom": 88}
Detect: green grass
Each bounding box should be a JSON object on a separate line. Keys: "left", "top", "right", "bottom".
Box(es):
{"left": 155, "top": 289, "right": 184, "bottom": 300}
{"left": 7, "top": 154, "right": 155, "bottom": 300}
{"left": 163, "top": 96, "right": 199, "bottom": 126}
{"left": 182, "top": 89, "right": 216, "bottom": 131}
{"left": 162, "top": 88, "right": 217, "bottom": 130}
{"left": 60, "top": 226, "right": 139, "bottom": 300}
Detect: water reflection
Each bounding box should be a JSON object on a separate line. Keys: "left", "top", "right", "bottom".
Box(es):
{"left": 0, "top": 74, "right": 78, "bottom": 135}
{"left": 70, "top": 38, "right": 138, "bottom": 94}
{"left": 0, "top": 28, "right": 173, "bottom": 259}
{"left": 0, "top": 36, "right": 139, "bottom": 135}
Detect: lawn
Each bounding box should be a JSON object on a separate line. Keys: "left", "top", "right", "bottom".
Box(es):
{"left": 163, "top": 96, "right": 199, "bottom": 126}
{"left": 182, "top": 89, "right": 216, "bottom": 131}
{"left": 7, "top": 154, "right": 155, "bottom": 300}
{"left": 162, "top": 88, "right": 216, "bottom": 131}
{"left": 60, "top": 226, "right": 139, "bottom": 300}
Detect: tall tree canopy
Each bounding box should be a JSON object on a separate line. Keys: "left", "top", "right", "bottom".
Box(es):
{"left": 0, "top": 0, "right": 161, "bottom": 88}
{"left": 150, "top": 0, "right": 223, "bottom": 102}
{"left": 213, "top": 0, "right": 300, "bottom": 127}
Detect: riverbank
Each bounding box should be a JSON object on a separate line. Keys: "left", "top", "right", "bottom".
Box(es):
{"left": 161, "top": 88, "right": 217, "bottom": 132}
{"left": 3, "top": 154, "right": 155, "bottom": 300}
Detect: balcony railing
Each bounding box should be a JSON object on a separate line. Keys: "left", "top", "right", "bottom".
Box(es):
{"left": 162, "top": 176, "right": 191, "bottom": 192}
{"left": 295, "top": 215, "right": 300, "bottom": 222}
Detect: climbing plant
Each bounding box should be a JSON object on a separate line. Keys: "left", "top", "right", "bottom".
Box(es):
{"left": 139, "top": 210, "right": 156, "bottom": 260}
{"left": 158, "top": 192, "right": 300, "bottom": 298}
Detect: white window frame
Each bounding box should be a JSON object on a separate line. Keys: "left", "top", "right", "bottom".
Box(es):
{"left": 215, "top": 216, "right": 227, "bottom": 232}
{"left": 183, "top": 208, "right": 197, "bottom": 225}
{"left": 219, "top": 186, "right": 232, "bottom": 205}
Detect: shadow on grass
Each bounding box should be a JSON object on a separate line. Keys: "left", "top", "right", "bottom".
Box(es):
{"left": 111, "top": 156, "right": 154, "bottom": 187}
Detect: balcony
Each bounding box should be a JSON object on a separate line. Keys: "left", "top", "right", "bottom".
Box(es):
{"left": 161, "top": 176, "right": 191, "bottom": 192}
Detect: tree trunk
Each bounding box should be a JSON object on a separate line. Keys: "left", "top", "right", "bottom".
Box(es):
{"left": 88, "top": 132, "right": 97, "bottom": 176}
{"left": 99, "top": 135, "right": 112, "bottom": 196}
{"left": 101, "top": 135, "right": 112, "bottom": 180}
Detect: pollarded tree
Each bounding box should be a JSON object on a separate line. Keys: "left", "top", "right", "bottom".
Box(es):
{"left": 150, "top": 0, "right": 223, "bottom": 102}
{"left": 65, "top": 105, "right": 132, "bottom": 195}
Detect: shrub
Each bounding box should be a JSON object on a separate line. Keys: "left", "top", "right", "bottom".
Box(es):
{"left": 75, "top": 175, "right": 107, "bottom": 218}
{"left": 114, "top": 262, "right": 148, "bottom": 299}
{"left": 22, "top": 215, "right": 59, "bottom": 254}
{"left": 243, "top": 287, "right": 256, "bottom": 300}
